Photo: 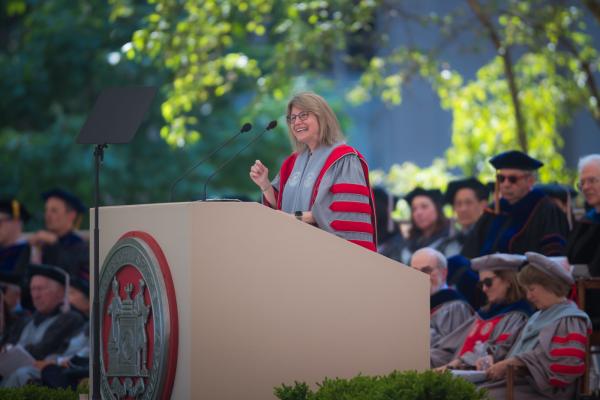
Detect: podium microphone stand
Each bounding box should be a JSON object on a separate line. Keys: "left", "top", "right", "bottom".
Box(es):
{"left": 76, "top": 87, "right": 156, "bottom": 400}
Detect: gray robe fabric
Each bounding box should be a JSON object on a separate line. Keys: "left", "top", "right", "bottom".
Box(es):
{"left": 430, "top": 300, "right": 474, "bottom": 348}
{"left": 430, "top": 309, "right": 529, "bottom": 368}
{"left": 271, "top": 143, "right": 373, "bottom": 244}
{"left": 480, "top": 302, "right": 591, "bottom": 400}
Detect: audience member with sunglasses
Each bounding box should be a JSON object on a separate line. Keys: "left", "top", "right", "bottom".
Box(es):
{"left": 479, "top": 252, "right": 590, "bottom": 400}
{"left": 431, "top": 253, "right": 533, "bottom": 369}
{"left": 249, "top": 92, "right": 377, "bottom": 251}
{"left": 461, "top": 150, "right": 569, "bottom": 258}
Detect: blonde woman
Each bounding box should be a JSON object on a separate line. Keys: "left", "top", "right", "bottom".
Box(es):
{"left": 249, "top": 92, "right": 376, "bottom": 251}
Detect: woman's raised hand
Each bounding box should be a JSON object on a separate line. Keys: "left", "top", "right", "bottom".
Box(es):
{"left": 249, "top": 159, "right": 270, "bottom": 190}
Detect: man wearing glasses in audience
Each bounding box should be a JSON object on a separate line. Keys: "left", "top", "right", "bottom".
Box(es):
{"left": 461, "top": 150, "right": 569, "bottom": 258}
{"left": 567, "top": 154, "right": 600, "bottom": 276}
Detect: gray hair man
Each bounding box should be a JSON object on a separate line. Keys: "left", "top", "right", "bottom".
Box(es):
{"left": 410, "top": 248, "right": 473, "bottom": 347}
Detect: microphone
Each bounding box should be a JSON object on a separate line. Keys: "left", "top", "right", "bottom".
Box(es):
{"left": 202, "top": 120, "right": 278, "bottom": 201}
{"left": 169, "top": 122, "right": 252, "bottom": 201}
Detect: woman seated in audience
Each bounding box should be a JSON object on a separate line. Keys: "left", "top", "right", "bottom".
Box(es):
{"left": 480, "top": 252, "right": 591, "bottom": 400}
{"left": 399, "top": 188, "right": 459, "bottom": 264}
{"left": 431, "top": 253, "right": 533, "bottom": 368}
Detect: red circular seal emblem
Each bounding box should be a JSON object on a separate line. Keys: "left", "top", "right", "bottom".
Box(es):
{"left": 99, "top": 231, "right": 178, "bottom": 400}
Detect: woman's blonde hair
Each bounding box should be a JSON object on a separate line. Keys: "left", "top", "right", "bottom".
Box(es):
{"left": 286, "top": 92, "right": 345, "bottom": 152}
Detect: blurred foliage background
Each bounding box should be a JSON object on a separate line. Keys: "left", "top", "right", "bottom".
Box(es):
{"left": 1, "top": 0, "right": 599, "bottom": 227}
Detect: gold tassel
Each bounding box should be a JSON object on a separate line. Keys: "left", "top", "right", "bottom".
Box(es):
{"left": 494, "top": 174, "right": 500, "bottom": 215}
{"left": 11, "top": 200, "right": 20, "bottom": 220}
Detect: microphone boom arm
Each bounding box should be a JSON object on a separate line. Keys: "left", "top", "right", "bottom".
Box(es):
{"left": 169, "top": 123, "right": 251, "bottom": 201}
{"left": 202, "top": 120, "right": 277, "bottom": 201}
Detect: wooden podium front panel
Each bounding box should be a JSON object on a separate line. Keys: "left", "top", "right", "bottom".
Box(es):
{"left": 94, "top": 202, "right": 428, "bottom": 399}
{"left": 189, "top": 203, "right": 428, "bottom": 399}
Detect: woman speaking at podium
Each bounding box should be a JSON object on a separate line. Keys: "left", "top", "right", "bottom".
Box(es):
{"left": 249, "top": 92, "right": 377, "bottom": 251}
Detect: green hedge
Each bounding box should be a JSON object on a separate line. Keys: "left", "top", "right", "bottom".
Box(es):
{"left": 274, "top": 370, "right": 490, "bottom": 400}
{"left": 0, "top": 380, "right": 88, "bottom": 400}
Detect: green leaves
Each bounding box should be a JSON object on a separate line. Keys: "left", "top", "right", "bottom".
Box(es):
{"left": 273, "top": 370, "right": 489, "bottom": 400}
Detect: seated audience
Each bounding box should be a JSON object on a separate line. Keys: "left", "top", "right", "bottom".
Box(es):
{"left": 0, "top": 274, "right": 28, "bottom": 341}
{"left": 480, "top": 252, "right": 591, "bottom": 400}
{"left": 0, "top": 198, "right": 31, "bottom": 279}
{"left": 373, "top": 187, "right": 405, "bottom": 262}
{"left": 28, "top": 189, "right": 88, "bottom": 279}
{"left": 39, "top": 275, "right": 89, "bottom": 389}
{"left": 410, "top": 248, "right": 473, "bottom": 347}
{"left": 444, "top": 177, "right": 489, "bottom": 252}
{"left": 446, "top": 255, "right": 486, "bottom": 310}
{"left": 567, "top": 154, "right": 600, "bottom": 276}
{"left": 400, "top": 188, "right": 458, "bottom": 264}
{"left": 431, "top": 254, "right": 533, "bottom": 368}
{"left": 462, "top": 150, "right": 569, "bottom": 257}
{"left": 567, "top": 154, "right": 600, "bottom": 341}
{"left": 0, "top": 264, "right": 83, "bottom": 387}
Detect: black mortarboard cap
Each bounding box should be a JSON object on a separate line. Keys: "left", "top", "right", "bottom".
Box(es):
{"left": 535, "top": 183, "right": 578, "bottom": 203}
{"left": 70, "top": 276, "right": 90, "bottom": 298}
{"left": 444, "top": 178, "right": 489, "bottom": 205}
{"left": 42, "top": 188, "right": 86, "bottom": 214}
{"left": 489, "top": 150, "right": 544, "bottom": 170}
{"left": 0, "top": 271, "right": 23, "bottom": 286}
{"left": 28, "top": 264, "right": 69, "bottom": 285}
{"left": 0, "top": 198, "right": 31, "bottom": 222}
{"left": 404, "top": 187, "right": 444, "bottom": 207}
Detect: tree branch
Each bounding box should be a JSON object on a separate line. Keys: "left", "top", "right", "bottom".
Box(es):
{"left": 467, "top": 0, "right": 528, "bottom": 152}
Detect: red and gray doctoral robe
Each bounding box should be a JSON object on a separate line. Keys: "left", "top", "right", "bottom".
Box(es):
{"left": 430, "top": 289, "right": 474, "bottom": 348}
{"left": 480, "top": 301, "right": 591, "bottom": 400}
{"left": 266, "top": 142, "right": 377, "bottom": 251}
{"left": 430, "top": 300, "right": 533, "bottom": 368}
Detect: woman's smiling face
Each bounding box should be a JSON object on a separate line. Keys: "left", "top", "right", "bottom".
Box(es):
{"left": 288, "top": 106, "right": 320, "bottom": 151}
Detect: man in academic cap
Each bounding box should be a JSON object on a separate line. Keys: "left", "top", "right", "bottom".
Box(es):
{"left": 461, "top": 150, "right": 569, "bottom": 258}
{"left": 28, "top": 189, "right": 89, "bottom": 279}
{"left": 0, "top": 264, "right": 84, "bottom": 387}
{"left": 39, "top": 274, "right": 90, "bottom": 390}
{"left": 0, "top": 198, "right": 31, "bottom": 277}
{"left": 445, "top": 177, "right": 490, "bottom": 252}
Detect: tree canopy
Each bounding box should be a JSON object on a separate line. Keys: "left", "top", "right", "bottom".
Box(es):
{"left": 1, "top": 0, "right": 598, "bottom": 225}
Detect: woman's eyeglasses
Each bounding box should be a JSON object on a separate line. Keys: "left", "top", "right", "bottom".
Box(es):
{"left": 286, "top": 111, "right": 310, "bottom": 124}
{"left": 478, "top": 276, "right": 496, "bottom": 289}
{"left": 496, "top": 173, "right": 528, "bottom": 184}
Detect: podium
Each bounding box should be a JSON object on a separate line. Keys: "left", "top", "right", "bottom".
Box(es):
{"left": 91, "top": 202, "right": 429, "bottom": 399}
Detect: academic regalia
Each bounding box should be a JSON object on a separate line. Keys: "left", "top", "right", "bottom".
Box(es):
{"left": 481, "top": 302, "right": 590, "bottom": 400}
{"left": 567, "top": 209, "right": 600, "bottom": 330}
{"left": 40, "top": 231, "right": 89, "bottom": 279}
{"left": 430, "top": 300, "right": 533, "bottom": 368}
{"left": 0, "top": 241, "right": 30, "bottom": 276}
{"left": 268, "top": 142, "right": 377, "bottom": 251}
{"left": 567, "top": 209, "right": 600, "bottom": 277}
{"left": 399, "top": 188, "right": 460, "bottom": 264}
{"left": 1, "top": 265, "right": 84, "bottom": 363}
{"left": 378, "top": 232, "right": 406, "bottom": 263}
{"left": 400, "top": 225, "right": 461, "bottom": 264}
{"left": 0, "top": 198, "right": 31, "bottom": 280}
{"left": 1, "top": 304, "right": 83, "bottom": 361}
{"left": 430, "top": 288, "right": 474, "bottom": 347}
{"left": 461, "top": 188, "right": 569, "bottom": 257}
{"left": 446, "top": 255, "right": 486, "bottom": 310}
